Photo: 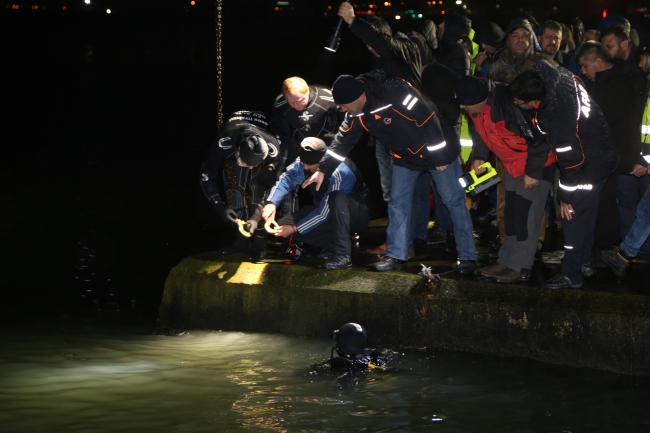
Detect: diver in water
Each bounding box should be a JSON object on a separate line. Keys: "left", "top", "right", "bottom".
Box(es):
{"left": 314, "top": 323, "right": 393, "bottom": 373}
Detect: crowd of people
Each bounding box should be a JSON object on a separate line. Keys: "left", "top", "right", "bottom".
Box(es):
{"left": 199, "top": 3, "right": 650, "bottom": 289}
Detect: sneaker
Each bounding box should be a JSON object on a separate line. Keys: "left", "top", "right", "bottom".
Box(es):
{"left": 366, "top": 243, "right": 387, "bottom": 256}
{"left": 318, "top": 250, "right": 335, "bottom": 261}
{"left": 542, "top": 272, "right": 584, "bottom": 289}
{"left": 492, "top": 267, "right": 530, "bottom": 283}
{"left": 475, "top": 206, "right": 497, "bottom": 226}
{"left": 487, "top": 235, "right": 502, "bottom": 259}
{"left": 427, "top": 226, "right": 447, "bottom": 244}
{"left": 323, "top": 253, "right": 352, "bottom": 270}
{"left": 597, "top": 248, "right": 631, "bottom": 278}
{"left": 581, "top": 262, "right": 596, "bottom": 278}
{"left": 373, "top": 256, "right": 407, "bottom": 272}
{"left": 456, "top": 260, "right": 477, "bottom": 275}
{"left": 381, "top": 251, "right": 415, "bottom": 260}
{"left": 479, "top": 262, "right": 507, "bottom": 278}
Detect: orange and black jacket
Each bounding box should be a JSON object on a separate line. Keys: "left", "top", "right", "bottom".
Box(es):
{"left": 530, "top": 62, "right": 618, "bottom": 204}
{"left": 320, "top": 69, "right": 459, "bottom": 177}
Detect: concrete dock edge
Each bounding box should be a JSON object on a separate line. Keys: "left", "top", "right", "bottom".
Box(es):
{"left": 156, "top": 253, "right": 650, "bottom": 376}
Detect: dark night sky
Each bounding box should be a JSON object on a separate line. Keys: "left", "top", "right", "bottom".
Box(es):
{"left": 0, "top": 0, "right": 648, "bottom": 322}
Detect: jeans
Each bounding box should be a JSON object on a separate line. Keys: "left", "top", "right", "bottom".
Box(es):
{"left": 376, "top": 140, "right": 393, "bottom": 203}
{"left": 387, "top": 160, "right": 477, "bottom": 261}
{"left": 432, "top": 180, "right": 453, "bottom": 233}
{"left": 620, "top": 182, "right": 650, "bottom": 258}
{"left": 409, "top": 171, "right": 431, "bottom": 249}
{"left": 617, "top": 174, "right": 650, "bottom": 259}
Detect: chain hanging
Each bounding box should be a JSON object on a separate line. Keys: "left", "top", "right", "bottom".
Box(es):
{"left": 215, "top": 0, "right": 224, "bottom": 129}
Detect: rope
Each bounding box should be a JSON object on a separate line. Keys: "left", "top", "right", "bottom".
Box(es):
{"left": 215, "top": 0, "right": 224, "bottom": 129}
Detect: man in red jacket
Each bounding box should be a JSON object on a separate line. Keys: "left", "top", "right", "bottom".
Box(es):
{"left": 457, "top": 76, "right": 556, "bottom": 282}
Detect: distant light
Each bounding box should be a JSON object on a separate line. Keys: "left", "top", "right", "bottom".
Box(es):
{"left": 602, "top": 8, "right": 607, "bottom": 18}
{"left": 462, "top": 4, "right": 466, "bottom": 8}
{"left": 495, "top": 4, "right": 499, "bottom": 8}
{"left": 411, "top": 14, "right": 415, "bottom": 18}
{"left": 62, "top": 5, "right": 67, "bottom": 9}
{"left": 417, "top": 13, "right": 422, "bottom": 18}
{"left": 384, "top": 1, "right": 391, "bottom": 5}
{"left": 190, "top": 0, "right": 195, "bottom": 4}
{"left": 276, "top": 1, "right": 289, "bottom": 5}
{"left": 455, "top": 0, "right": 461, "bottom": 4}
{"left": 395, "top": 14, "right": 401, "bottom": 19}
{"left": 441, "top": 10, "right": 445, "bottom": 14}
{"left": 84, "top": 0, "right": 90, "bottom": 4}
{"left": 106, "top": 8, "right": 110, "bottom": 13}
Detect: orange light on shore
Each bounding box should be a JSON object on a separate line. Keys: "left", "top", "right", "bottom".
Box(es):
{"left": 190, "top": 0, "right": 195, "bottom": 4}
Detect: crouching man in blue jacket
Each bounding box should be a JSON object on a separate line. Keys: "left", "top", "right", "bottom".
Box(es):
{"left": 262, "top": 136, "right": 373, "bottom": 269}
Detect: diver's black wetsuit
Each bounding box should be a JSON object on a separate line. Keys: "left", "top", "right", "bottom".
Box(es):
{"left": 273, "top": 85, "right": 341, "bottom": 168}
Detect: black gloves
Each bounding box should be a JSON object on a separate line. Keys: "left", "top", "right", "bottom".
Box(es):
{"left": 244, "top": 219, "right": 258, "bottom": 233}
{"left": 215, "top": 203, "right": 238, "bottom": 224}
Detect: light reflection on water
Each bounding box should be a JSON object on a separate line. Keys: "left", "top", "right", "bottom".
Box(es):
{"left": 1, "top": 328, "right": 650, "bottom": 433}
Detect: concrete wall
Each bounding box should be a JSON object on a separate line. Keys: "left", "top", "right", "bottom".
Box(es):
{"left": 156, "top": 253, "right": 650, "bottom": 376}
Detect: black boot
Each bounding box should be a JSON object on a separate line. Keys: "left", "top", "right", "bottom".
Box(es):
{"left": 597, "top": 248, "right": 632, "bottom": 278}
{"left": 323, "top": 253, "right": 352, "bottom": 270}
{"left": 373, "top": 256, "right": 407, "bottom": 272}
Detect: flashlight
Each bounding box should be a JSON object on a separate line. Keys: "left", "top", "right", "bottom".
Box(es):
{"left": 458, "top": 162, "right": 502, "bottom": 196}
{"left": 325, "top": 0, "right": 351, "bottom": 52}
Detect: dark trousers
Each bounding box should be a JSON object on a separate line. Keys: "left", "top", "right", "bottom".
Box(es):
{"left": 561, "top": 178, "right": 608, "bottom": 278}
{"left": 594, "top": 174, "right": 620, "bottom": 248}
{"left": 277, "top": 191, "right": 372, "bottom": 255}
{"left": 498, "top": 172, "right": 551, "bottom": 275}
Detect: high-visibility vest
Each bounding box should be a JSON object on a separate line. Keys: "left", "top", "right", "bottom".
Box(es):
{"left": 642, "top": 78, "right": 650, "bottom": 163}
{"left": 460, "top": 113, "right": 473, "bottom": 164}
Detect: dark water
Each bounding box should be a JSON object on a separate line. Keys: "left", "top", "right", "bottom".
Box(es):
{"left": 2, "top": 327, "right": 650, "bottom": 433}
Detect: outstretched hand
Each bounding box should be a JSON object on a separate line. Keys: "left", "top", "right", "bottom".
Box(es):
{"left": 302, "top": 170, "right": 325, "bottom": 191}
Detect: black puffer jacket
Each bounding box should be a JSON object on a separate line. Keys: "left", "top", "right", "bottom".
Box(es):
{"left": 413, "top": 19, "right": 438, "bottom": 53}
{"left": 320, "top": 69, "right": 459, "bottom": 176}
{"left": 437, "top": 14, "right": 472, "bottom": 79}
{"left": 529, "top": 61, "right": 618, "bottom": 204}
{"left": 349, "top": 17, "right": 422, "bottom": 90}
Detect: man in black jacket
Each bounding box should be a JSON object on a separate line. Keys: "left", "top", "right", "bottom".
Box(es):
{"left": 304, "top": 71, "right": 478, "bottom": 274}
{"left": 576, "top": 41, "right": 650, "bottom": 260}
{"left": 273, "top": 77, "right": 340, "bottom": 169}
{"left": 509, "top": 65, "right": 619, "bottom": 289}
{"left": 200, "top": 111, "right": 282, "bottom": 258}
{"left": 436, "top": 14, "right": 473, "bottom": 79}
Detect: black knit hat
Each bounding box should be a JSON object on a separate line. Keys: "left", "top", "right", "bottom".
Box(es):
{"left": 455, "top": 76, "right": 489, "bottom": 105}
{"left": 299, "top": 136, "right": 328, "bottom": 164}
{"left": 332, "top": 75, "right": 365, "bottom": 104}
{"left": 639, "top": 39, "right": 649, "bottom": 56}
{"left": 237, "top": 129, "right": 268, "bottom": 166}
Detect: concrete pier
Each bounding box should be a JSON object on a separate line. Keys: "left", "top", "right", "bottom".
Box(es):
{"left": 156, "top": 251, "right": 650, "bottom": 376}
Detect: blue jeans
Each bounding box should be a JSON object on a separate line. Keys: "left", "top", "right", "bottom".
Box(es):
{"left": 409, "top": 171, "right": 431, "bottom": 249}
{"left": 617, "top": 174, "right": 650, "bottom": 259}
{"left": 376, "top": 140, "right": 393, "bottom": 203}
{"left": 620, "top": 182, "right": 650, "bottom": 258}
{"left": 387, "top": 160, "right": 477, "bottom": 261}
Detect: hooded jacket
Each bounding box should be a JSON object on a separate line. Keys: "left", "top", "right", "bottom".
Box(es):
{"left": 349, "top": 17, "right": 422, "bottom": 90}
{"left": 413, "top": 20, "right": 438, "bottom": 53}
{"left": 437, "top": 14, "right": 472, "bottom": 79}
{"left": 474, "top": 21, "right": 505, "bottom": 50}
{"left": 486, "top": 18, "right": 553, "bottom": 84}
{"left": 527, "top": 61, "right": 619, "bottom": 204}
{"left": 468, "top": 80, "right": 555, "bottom": 180}
{"left": 320, "top": 69, "right": 459, "bottom": 177}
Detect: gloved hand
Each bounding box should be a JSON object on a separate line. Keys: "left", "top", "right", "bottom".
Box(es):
{"left": 244, "top": 219, "right": 258, "bottom": 233}
{"left": 215, "top": 204, "right": 238, "bottom": 224}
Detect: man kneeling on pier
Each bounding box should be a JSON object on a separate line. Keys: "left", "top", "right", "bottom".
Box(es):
{"left": 262, "top": 136, "right": 372, "bottom": 269}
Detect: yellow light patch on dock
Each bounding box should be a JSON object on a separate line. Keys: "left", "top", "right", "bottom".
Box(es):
{"left": 201, "top": 263, "right": 224, "bottom": 275}
{"left": 226, "top": 262, "right": 268, "bottom": 285}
